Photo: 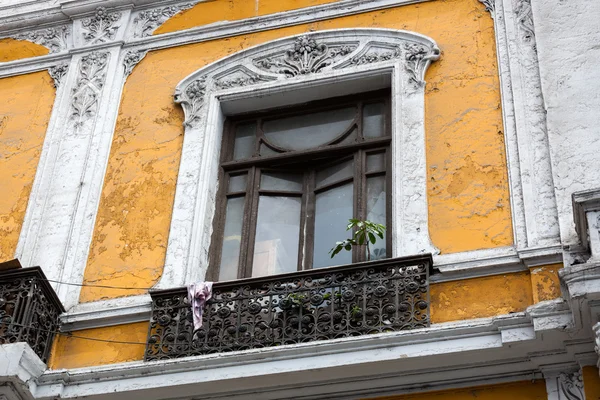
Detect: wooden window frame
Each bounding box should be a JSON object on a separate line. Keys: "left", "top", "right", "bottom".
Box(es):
{"left": 208, "top": 90, "right": 392, "bottom": 281}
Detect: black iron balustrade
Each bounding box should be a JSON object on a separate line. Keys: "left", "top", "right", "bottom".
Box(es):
{"left": 0, "top": 266, "right": 65, "bottom": 363}
{"left": 145, "top": 254, "right": 432, "bottom": 361}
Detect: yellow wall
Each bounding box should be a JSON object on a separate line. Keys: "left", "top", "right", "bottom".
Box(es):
{"left": 583, "top": 366, "right": 600, "bottom": 400}
{"left": 431, "top": 271, "right": 533, "bottom": 323}
{"left": 48, "top": 322, "right": 148, "bottom": 369}
{"left": 82, "top": 0, "right": 512, "bottom": 302}
{"left": 530, "top": 264, "right": 563, "bottom": 304}
{"left": 154, "top": 0, "right": 340, "bottom": 35}
{"left": 0, "top": 71, "right": 55, "bottom": 261}
{"left": 0, "top": 38, "right": 48, "bottom": 62}
{"left": 366, "top": 380, "right": 547, "bottom": 400}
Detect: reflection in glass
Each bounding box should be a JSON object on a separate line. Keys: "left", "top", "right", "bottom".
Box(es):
{"left": 263, "top": 107, "right": 355, "bottom": 150}
{"left": 366, "top": 153, "right": 385, "bottom": 173}
{"left": 261, "top": 172, "right": 303, "bottom": 192}
{"left": 316, "top": 159, "right": 354, "bottom": 188}
{"left": 219, "top": 197, "right": 245, "bottom": 281}
{"left": 363, "top": 102, "right": 385, "bottom": 138}
{"left": 313, "top": 183, "right": 353, "bottom": 268}
{"left": 233, "top": 122, "right": 256, "bottom": 160}
{"left": 366, "top": 176, "right": 386, "bottom": 260}
{"left": 252, "top": 196, "right": 301, "bottom": 277}
{"left": 228, "top": 174, "right": 247, "bottom": 193}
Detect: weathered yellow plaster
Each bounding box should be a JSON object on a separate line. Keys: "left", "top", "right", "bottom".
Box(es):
{"left": 583, "top": 366, "right": 600, "bottom": 400}
{"left": 154, "top": 0, "right": 340, "bottom": 35}
{"left": 430, "top": 271, "right": 533, "bottom": 323}
{"left": 48, "top": 322, "right": 147, "bottom": 369}
{"left": 365, "top": 380, "right": 547, "bottom": 400}
{"left": 82, "top": 0, "right": 512, "bottom": 302}
{"left": 0, "top": 71, "right": 55, "bottom": 262}
{"left": 529, "top": 263, "right": 563, "bottom": 304}
{"left": 0, "top": 38, "right": 49, "bottom": 62}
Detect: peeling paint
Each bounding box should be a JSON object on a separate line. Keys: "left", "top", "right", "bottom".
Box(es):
{"left": 0, "top": 70, "right": 55, "bottom": 261}
{"left": 529, "top": 264, "right": 562, "bottom": 304}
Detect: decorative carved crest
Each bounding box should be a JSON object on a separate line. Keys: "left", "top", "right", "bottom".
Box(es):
{"left": 175, "top": 78, "right": 206, "bottom": 127}
{"left": 48, "top": 63, "right": 69, "bottom": 88}
{"left": 175, "top": 30, "right": 440, "bottom": 127}
{"left": 350, "top": 45, "right": 402, "bottom": 65}
{"left": 404, "top": 43, "right": 440, "bottom": 89}
{"left": 123, "top": 50, "right": 148, "bottom": 77}
{"left": 558, "top": 371, "right": 585, "bottom": 400}
{"left": 514, "top": 0, "right": 535, "bottom": 43}
{"left": 133, "top": 3, "right": 194, "bottom": 38}
{"left": 254, "top": 35, "right": 356, "bottom": 77}
{"left": 71, "top": 52, "right": 109, "bottom": 128}
{"left": 82, "top": 7, "right": 122, "bottom": 44}
{"left": 13, "top": 25, "right": 70, "bottom": 53}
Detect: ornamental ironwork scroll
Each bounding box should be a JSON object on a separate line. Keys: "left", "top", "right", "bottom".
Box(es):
{"left": 145, "top": 255, "right": 431, "bottom": 361}
{"left": 0, "top": 267, "right": 65, "bottom": 363}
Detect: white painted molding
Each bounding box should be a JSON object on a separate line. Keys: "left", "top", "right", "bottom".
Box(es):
{"left": 572, "top": 188, "right": 600, "bottom": 259}
{"left": 156, "top": 28, "right": 439, "bottom": 289}
{"left": 483, "top": 0, "right": 560, "bottom": 251}
{"left": 0, "top": 343, "right": 46, "bottom": 400}
{"left": 544, "top": 368, "right": 586, "bottom": 400}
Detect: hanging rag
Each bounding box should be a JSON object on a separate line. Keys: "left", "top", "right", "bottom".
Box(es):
{"left": 187, "top": 281, "right": 213, "bottom": 331}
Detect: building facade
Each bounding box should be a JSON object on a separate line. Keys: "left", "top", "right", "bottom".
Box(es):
{"left": 1, "top": 0, "right": 600, "bottom": 398}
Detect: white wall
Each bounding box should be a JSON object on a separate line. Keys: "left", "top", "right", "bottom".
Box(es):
{"left": 532, "top": 0, "right": 600, "bottom": 244}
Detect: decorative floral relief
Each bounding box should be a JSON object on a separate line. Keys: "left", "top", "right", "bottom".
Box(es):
{"left": 404, "top": 42, "right": 440, "bottom": 88}
{"left": 175, "top": 78, "right": 207, "bottom": 127}
{"left": 133, "top": 3, "right": 194, "bottom": 38}
{"left": 123, "top": 50, "right": 148, "bottom": 77}
{"left": 13, "top": 25, "right": 70, "bottom": 53}
{"left": 558, "top": 371, "right": 585, "bottom": 400}
{"left": 214, "top": 74, "right": 270, "bottom": 89}
{"left": 514, "top": 0, "right": 535, "bottom": 43}
{"left": 48, "top": 63, "right": 69, "bottom": 88}
{"left": 70, "top": 52, "right": 109, "bottom": 128}
{"left": 254, "top": 35, "right": 356, "bottom": 77}
{"left": 350, "top": 46, "right": 402, "bottom": 65}
{"left": 82, "top": 7, "right": 122, "bottom": 44}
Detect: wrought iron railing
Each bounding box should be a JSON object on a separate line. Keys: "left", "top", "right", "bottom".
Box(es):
{"left": 0, "top": 266, "right": 64, "bottom": 363}
{"left": 145, "top": 254, "right": 432, "bottom": 361}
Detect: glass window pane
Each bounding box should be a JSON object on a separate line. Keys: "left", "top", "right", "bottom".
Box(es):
{"left": 338, "top": 127, "right": 358, "bottom": 145}
{"left": 316, "top": 159, "right": 354, "bottom": 188}
{"left": 261, "top": 172, "right": 303, "bottom": 191}
{"left": 228, "top": 174, "right": 247, "bottom": 193}
{"left": 313, "top": 183, "right": 354, "bottom": 268}
{"left": 252, "top": 196, "right": 301, "bottom": 277}
{"left": 259, "top": 142, "right": 280, "bottom": 157}
{"left": 233, "top": 122, "right": 256, "bottom": 160}
{"left": 263, "top": 107, "right": 355, "bottom": 151}
{"left": 366, "top": 176, "right": 387, "bottom": 260}
{"left": 219, "top": 197, "right": 245, "bottom": 281}
{"left": 366, "top": 153, "right": 385, "bottom": 173}
{"left": 363, "top": 102, "right": 385, "bottom": 138}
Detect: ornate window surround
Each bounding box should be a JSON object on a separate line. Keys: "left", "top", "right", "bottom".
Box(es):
{"left": 154, "top": 28, "right": 441, "bottom": 289}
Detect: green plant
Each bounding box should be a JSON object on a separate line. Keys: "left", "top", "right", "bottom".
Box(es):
{"left": 329, "top": 219, "right": 386, "bottom": 261}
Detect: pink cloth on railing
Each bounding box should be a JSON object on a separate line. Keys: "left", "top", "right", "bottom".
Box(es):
{"left": 187, "top": 281, "right": 213, "bottom": 331}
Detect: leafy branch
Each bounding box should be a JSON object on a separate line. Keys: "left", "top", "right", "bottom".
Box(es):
{"left": 329, "top": 219, "right": 386, "bottom": 261}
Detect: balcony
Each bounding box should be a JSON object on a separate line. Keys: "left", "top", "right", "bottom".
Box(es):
{"left": 145, "top": 254, "right": 432, "bottom": 361}
{"left": 0, "top": 264, "right": 65, "bottom": 363}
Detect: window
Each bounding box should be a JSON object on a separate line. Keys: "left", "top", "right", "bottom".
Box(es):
{"left": 209, "top": 90, "right": 391, "bottom": 281}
